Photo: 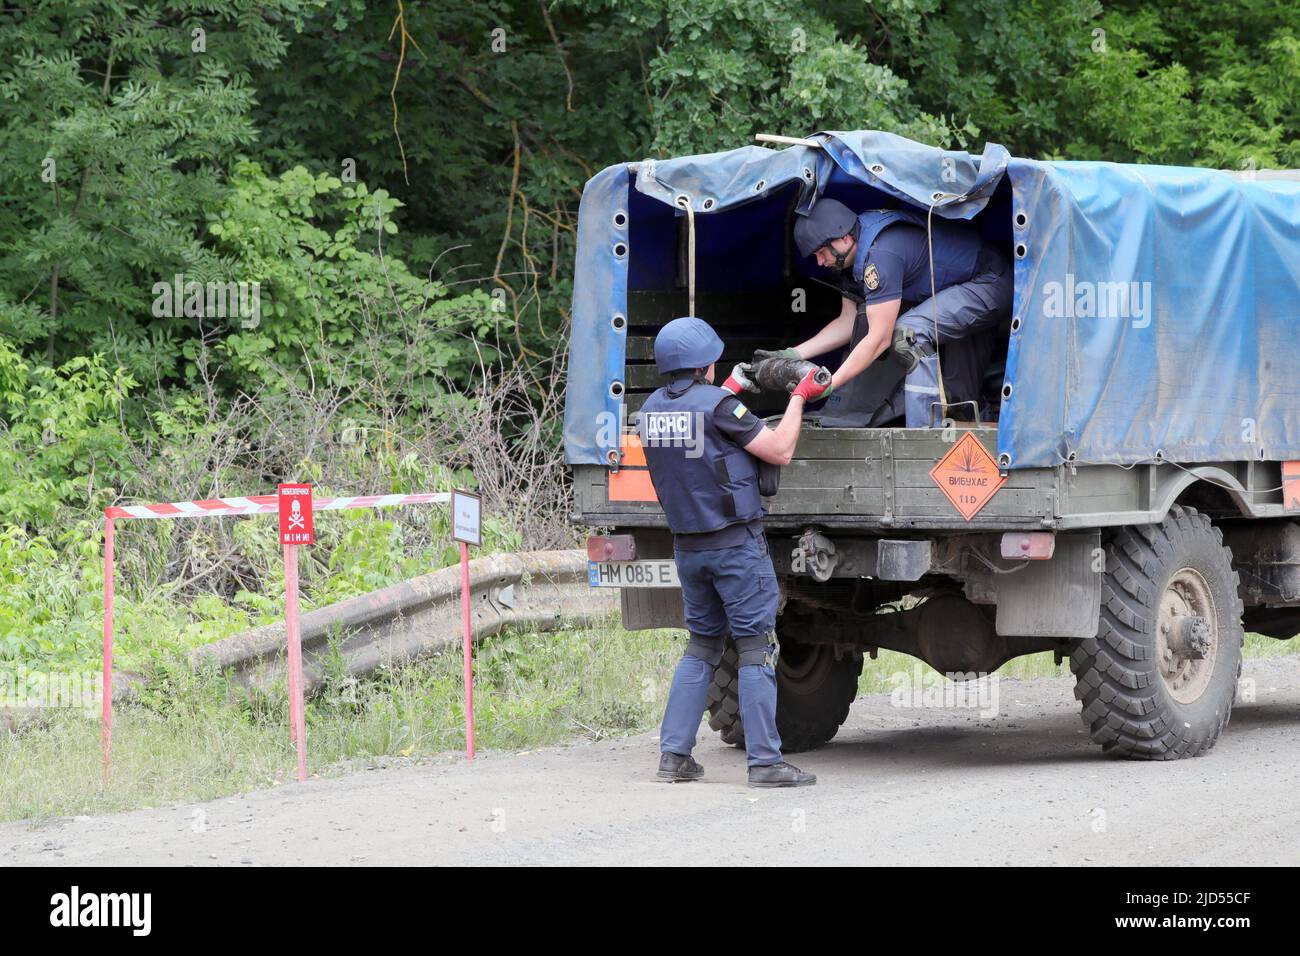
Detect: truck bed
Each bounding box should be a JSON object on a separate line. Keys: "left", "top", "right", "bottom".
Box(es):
{"left": 571, "top": 426, "right": 1292, "bottom": 532}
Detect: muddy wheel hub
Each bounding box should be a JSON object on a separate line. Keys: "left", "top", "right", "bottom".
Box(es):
{"left": 1157, "top": 567, "right": 1218, "bottom": 703}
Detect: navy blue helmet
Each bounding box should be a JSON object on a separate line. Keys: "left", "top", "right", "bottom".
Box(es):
{"left": 653, "top": 316, "right": 725, "bottom": 375}
{"left": 793, "top": 198, "right": 859, "bottom": 258}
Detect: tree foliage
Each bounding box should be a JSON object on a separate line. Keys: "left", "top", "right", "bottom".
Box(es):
{"left": 0, "top": 1, "right": 306, "bottom": 379}
{"left": 6, "top": 0, "right": 1300, "bottom": 670}
{"left": 7, "top": 0, "right": 1300, "bottom": 397}
{"left": 3, "top": 0, "right": 1300, "bottom": 530}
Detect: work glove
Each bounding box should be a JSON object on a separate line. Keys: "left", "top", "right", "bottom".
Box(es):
{"left": 792, "top": 366, "right": 834, "bottom": 403}
{"left": 752, "top": 347, "right": 801, "bottom": 364}
{"left": 720, "top": 362, "right": 759, "bottom": 395}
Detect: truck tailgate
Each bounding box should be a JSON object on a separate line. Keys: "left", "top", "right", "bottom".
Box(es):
{"left": 573, "top": 426, "right": 1059, "bottom": 531}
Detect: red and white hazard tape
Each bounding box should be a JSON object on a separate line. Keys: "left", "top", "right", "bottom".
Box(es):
{"left": 101, "top": 488, "right": 460, "bottom": 782}
{"left": 106, "top": 492, "right": 451, "bottom": 520}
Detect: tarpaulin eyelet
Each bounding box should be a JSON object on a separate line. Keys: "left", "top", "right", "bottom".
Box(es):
{"left": 611, "top": 313, "right": 626, "bottom": 331}
{"left": 1154, "top": 449, "right": 1165, "bottom": 461}
{"left": 609, "top": 381, "right": 624, "bottom": 399}
{"left": 1014, "top": 211, "right": 1028, "bottom": 229}
{"left": 612, "top": 210, "right": 627, "bottom": 228}
{"left": 802, "top": 167, "right": 813, "bottom": 180}
{"left": 675, "top": 194, "right": 690, "bottom": 208}
{"left": 870, "top": 163, "right": 885, "bottom": 174}
{"left": 606, "top": 449, "right": 619, "bottom": 465}
{"left": 1015, "top": 243, "right": 1027, "bottom": 259}
{"left": 613, "top": 242, "right": 628, "bottom": 258}
{"left": 1001, "top": 383, "right": 1013, "bottom": 400}
{"left": 702, "top": 197, "right": 715, "bottom": 210}
{"left": 754, "top": 180, "right": 766, "bottom": 192}
{"left": 998, "top": 453, "right": 1012, "bottom": 468}
{"left": 931, "top": 191, "right": 945, "bottom": 201}
{"left": 1010, "top": 317, "right": 1022, "bottom": 333}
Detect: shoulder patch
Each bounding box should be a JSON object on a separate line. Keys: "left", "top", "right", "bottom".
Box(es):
{"left": 732, "top": 402, "right": 748, "bottom": 419}
{"left": 863, "top": 262, "right": 880, "bottom": 291}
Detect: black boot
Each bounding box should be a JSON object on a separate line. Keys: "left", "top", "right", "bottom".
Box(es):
{"left": 748, "top": 761, "right": 816, "bottom": 788}
{"left": 658, "top": 752, "right": 704, "bottom": 782}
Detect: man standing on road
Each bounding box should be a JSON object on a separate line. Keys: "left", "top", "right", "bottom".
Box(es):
{"left": 638, "top": 316, "right": 828, "bottom": 788}
{"left": 759, "top": 198, "right": 1012, "bottom": 426}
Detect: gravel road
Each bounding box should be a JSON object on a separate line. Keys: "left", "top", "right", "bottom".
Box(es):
{"left": 4, "top": 657, "right": 1297, "bottom": 866}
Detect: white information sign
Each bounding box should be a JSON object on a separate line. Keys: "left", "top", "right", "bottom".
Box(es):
{"left": 451, "top": 489, "right": 482, "bottom": 546}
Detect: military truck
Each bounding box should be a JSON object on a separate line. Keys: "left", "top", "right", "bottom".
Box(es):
{"left": 563, "top": 130, "right": 1300, "bottom": 759}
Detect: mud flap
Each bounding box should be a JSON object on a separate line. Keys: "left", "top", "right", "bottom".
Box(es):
{"left": 620, "top": 585, "right": 685, "bottom": 630}
{"left": 994, "top": 531, "right": 1102, "bottom": 638}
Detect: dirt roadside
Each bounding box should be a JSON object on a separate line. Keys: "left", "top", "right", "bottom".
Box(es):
{"left": 3, "top": 657, "right": 1298, "bottom": 866}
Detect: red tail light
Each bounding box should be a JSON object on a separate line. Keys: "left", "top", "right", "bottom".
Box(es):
{"left": 587, "top": 534, "right": 637, "bottom": 562}
{"left": 1000, "top": 532, "right": 1055, "bottom": 560}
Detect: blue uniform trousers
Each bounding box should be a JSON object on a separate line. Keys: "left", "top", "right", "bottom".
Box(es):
{"left": 659, "top": 530, "right": 783, "bottom": 767}
{"left": 897, "top": 247, "right": 1013, "bottom": 426}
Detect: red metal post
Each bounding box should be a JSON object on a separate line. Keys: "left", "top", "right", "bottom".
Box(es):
{"left": 102, "top": 513, "right": 115, "bottom": 780}
{"left": 283, "top": 543, "right": 308, "bottom": 781}
{"left": 461, "top": 540, "right": 475, "bottom": 759}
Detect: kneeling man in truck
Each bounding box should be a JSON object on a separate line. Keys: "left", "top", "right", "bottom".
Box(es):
{"left": 638, "top": 316, "right": 829, "bottom": 787}
{"left": 760, "top": 198, "right": 1012, "bottom": 426}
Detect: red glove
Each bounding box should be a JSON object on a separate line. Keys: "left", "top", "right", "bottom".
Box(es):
{"left": 792, "top": 367, "right": 833, "bottom": 402}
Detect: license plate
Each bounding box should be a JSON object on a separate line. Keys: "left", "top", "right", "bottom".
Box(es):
{"left": 588, "top": 560, "right": 680, "bottom": 588}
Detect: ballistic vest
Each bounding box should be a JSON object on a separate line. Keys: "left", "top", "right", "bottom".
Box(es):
{"left": 638, "top": 379, "right": 763, "bottom": 534}
{"left": 842, "top": 208, "right": 977, "bottom": 300}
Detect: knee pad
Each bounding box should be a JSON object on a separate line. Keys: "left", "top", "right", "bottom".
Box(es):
{"left": 734, "top": 630, "right": 779, "bottom": 668}
{"left": 891, "top": 325, "right": 935, "bottom": 373}
{"left": 685, "top": 632, "right": 725, "bottom": 667}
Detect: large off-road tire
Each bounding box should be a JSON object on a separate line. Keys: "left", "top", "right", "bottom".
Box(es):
{"left": 705, "top": 645, "right": 746, "bottom": 747}
{"left": 1069, "top": 505, "right": 1243, "bottom": 759}
{"left": 706, "top": 640, "right": 863, "bottom": 753}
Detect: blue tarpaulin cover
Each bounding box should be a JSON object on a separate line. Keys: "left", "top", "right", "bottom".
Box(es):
{"left": 563, "top": 130, "right": 1300, "bottom": 470}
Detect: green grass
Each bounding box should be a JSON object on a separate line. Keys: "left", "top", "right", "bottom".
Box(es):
{"left": 1243, "top": 630, "right": 1300, "bottom": 658}
{"left": 2, "top": 623, "right": 1295, "bottom": 824}
{"left": 0, "top": 622, "right": 681, "bottom": 824}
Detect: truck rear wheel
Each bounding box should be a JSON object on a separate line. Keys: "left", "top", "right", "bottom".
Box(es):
{"left": 1069, "top": 505, "right": 1243, "bottom": 759}
{"left": 705, "top": 645, "right": 746, "bottom": 747}
{"left": 706, "top": 640, "right": 862, "bottom": 753}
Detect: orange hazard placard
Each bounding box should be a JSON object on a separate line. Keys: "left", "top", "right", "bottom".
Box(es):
{"left": 929, "top": 432, "right": 1007, "bottom": 520}
{"left": 1284, "top": 461, "right": 1300, "bottom": 509}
